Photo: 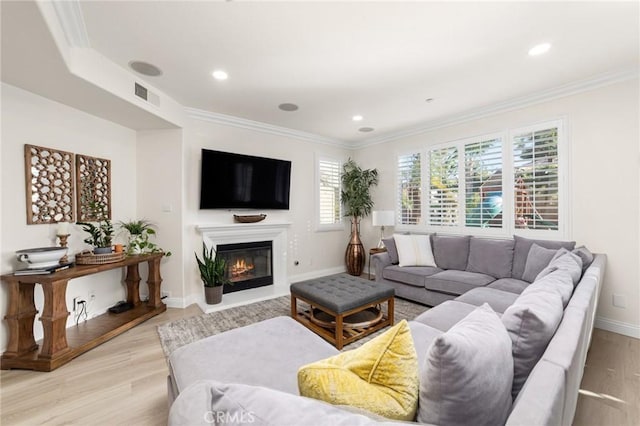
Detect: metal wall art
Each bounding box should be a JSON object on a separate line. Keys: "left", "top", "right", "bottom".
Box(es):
{"left": 24, "top": 145, "right": 75, "bottom": 224}
{"left": 76, "top": 154, "right": 112, "bottom": 221}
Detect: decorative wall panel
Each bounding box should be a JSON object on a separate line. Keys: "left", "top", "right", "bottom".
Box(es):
{"left": 76, "top": 154, "right": 112, "bottom": 221}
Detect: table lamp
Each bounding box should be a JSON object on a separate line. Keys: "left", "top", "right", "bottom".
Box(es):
{"left": 372, "top": 210, "right": 394, "bottom": 249}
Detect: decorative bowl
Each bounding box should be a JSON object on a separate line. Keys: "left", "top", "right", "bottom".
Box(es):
{"left": 16, "top": 247, "right": 68, "bottom": 269}
{"left": 233, "top": 214, "right": 267, "bottom": 223}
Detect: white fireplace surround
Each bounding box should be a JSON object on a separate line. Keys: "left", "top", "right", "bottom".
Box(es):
{"left": 196, "top": 222, "right": 291, "bottom": 313}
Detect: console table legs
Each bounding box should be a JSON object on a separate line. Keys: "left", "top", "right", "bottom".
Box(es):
{"left": 2, "top": 281, "right": 38, "bottom": 358}
{"left": 146, "top": 256, "right": 163, "bottom": 308}
{"left": 39, "top": 279, "right": 71, "bottom": 359}
{"left": 125, "top": 264, "right": 142, "bottom": 306}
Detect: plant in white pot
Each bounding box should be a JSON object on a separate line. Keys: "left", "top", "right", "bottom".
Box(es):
{"left": 195, "top": 243, "right": 231, "bottom": 305}
{"left": 118, "top": 219, "right": 171, "bottom": 256}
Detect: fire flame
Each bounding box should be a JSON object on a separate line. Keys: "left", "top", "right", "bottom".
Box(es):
{"left": 230, "top": 258, "right": 255, "bottom": 278}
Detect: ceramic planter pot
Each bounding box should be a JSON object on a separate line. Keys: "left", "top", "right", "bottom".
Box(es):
{"left": 93, "top": 247, "right": 113, "bottom": 255}
{"left": 204, "top": 285, "right": 223, "bottom": 305}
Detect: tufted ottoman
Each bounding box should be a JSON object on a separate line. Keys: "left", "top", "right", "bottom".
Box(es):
{"left": 290, "top": 274, "right": 395, "bottom": 349}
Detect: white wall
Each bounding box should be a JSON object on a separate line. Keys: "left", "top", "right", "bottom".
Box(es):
{"left": 182, "top": 117, "right": 351, "bottom": 304}
{"left": 0, "top": 83, "right": 138, "bottom": 351}
{"left": 355, "top": 78, "right": 640, "bottom": 335}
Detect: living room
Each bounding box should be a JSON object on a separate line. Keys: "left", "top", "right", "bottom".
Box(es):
{"left": 1, "top": 1, "right": 638, "bottom": 425}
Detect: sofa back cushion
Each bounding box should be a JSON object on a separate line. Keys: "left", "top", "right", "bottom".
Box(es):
{"left": 418, "top": 304, "right": 513, "bottom": 426}
{"left": 466, "top": 237, "right": 515, "bottom": 278}
{"left": 523, "top": 269, "right": 574, "bottom": 308}
{"left": 536, "top": 249, "right": 583, "bottom": 286}
{"left": 432, "top": 234, "right": 471, "bottom": 270}
{"left": 501, "top": 288, "right": 564, "bottom": 399}
{"left": 382, "top": 237, "right": 399, "bottom": 264}
{"left": 512, "top": 236, "right": 576, "bottom": 280}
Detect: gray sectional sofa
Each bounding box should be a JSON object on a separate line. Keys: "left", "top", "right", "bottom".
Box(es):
{"left": 167, "top": 235, "right": 606, "bottom": 426}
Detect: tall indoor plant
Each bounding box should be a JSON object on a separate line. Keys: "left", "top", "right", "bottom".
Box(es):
{"left": 341, "top": 158, "right": 379, "bottom": 276}
{"left": 195, "top": 243, "right": 230, "bottom": 304}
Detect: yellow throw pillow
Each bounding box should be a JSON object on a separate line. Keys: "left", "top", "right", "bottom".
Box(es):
{"left": 297, "top": 320, "right": 418, "bottom": 421}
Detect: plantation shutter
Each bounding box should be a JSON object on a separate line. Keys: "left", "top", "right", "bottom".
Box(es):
{"left": 464, "top": 137, "right": 503, "bottom": 228}
{"left": 428, "top": 146, "right": 458, "bottom": 226}
{"left": 318, "top": 159, "right": 342, "bottom": 225}
{"left": 397, "top": 153, "right": 422, "bottom": 225}
{"left": 513, "top": 126, "right": 559, "bottom": 230}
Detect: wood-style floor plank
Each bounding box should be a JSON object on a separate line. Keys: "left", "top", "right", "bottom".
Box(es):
{"left": 1, "top": 306, "right": 638, "bottom": 425}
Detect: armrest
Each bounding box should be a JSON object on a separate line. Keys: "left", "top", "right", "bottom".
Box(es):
{"left": 372, "top": 252, "right": 392, "bottom": 282}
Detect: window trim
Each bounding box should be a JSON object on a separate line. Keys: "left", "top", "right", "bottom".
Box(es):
{"left": 315, "top": 155, "right": 344, "bottom": 232}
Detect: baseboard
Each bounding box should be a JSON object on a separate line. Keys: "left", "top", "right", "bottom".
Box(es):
{"left": 595, "top": 316, "right": 640, "bottom": 339}
{"left": 289, "top": 266, "right": 346, "bottom": 283}
{"left": 163, "top": 297, "right": 186, "bottom": 308}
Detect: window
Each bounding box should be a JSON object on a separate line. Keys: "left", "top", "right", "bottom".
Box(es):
{"left": 395, "top": 120, "right": 565, "bottom": 237}
{"left": 317, "top": 157, "right": 342, "bottom": 229}
{"left": 512, "top": 125, "right": 559, "bottom": 231}
{"left": 428, "top": 146, "right": 459, "bottom": 226}
{"left": 397, "top": 153, "right": 422, "bottom": 225}
{"left": 465, "top": 137, "right": 503, "bottom": 229}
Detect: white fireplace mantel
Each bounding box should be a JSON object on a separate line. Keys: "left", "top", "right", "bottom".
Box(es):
{"left": 196, "top": 222, "right": 292, "bottom": 313}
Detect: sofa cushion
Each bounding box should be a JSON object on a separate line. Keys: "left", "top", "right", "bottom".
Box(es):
{"left": 512, "top": 235, "right": 576, "bottom": 280}
{"left": 525, "top": 269, "right": 574, "bottom": 307}
{"left": 382, "top": 237, "right": 399, "bottom": 264}
{"left": 425, "top": 270, "right": 494, "bottom": 295}
{"left": 298, "top": 320, "right": 418, "bottom": 421}
{"left": 394, "top": 234, "right": 436, "bottom": 267}
{"left": 432, "top": 234, "right": 471, "bottom": 270}
{"left": 382, "top": 265, "right": 442, "bottom": 288}
{"left": 169, "top": 316, "right": 338, "bottom": 396}
{"left": 522, "top": 243, "right": 558, "bottom": 283}
{"left": 487, "top": 278, "right": 530, "bottom": 294}
{"left": 536, "top": 248, "right": 583, "bottom": 285}
{"left": 418, "top": 304, "right": 513, "bottom": 426}
{"left": 572, "top": 245, "right": 594, "bottom": 274}
{"left": 413, "top": 300, "right": 479, "bottom": 332}
{"left": 455, "top": 287, "right": 519, "bottom": 314}
{"left": 409, "top": 321, "right": 443, "bottom": 372}
{"left": 168, "top": 380, "right": 389, "bottom": 426}
{"left": 501, "top": 288, "right": 564, "bottom": 399}
{"left": 466, "top": 237, "right": 515, "bottom": 278}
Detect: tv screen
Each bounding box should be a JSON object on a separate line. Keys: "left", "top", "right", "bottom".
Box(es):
{"left": 199, "top": 149, "right": 291, "bottom": 210}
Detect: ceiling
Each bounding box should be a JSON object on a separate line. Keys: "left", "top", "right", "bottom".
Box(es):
{"left": 3, "top": 1, "right": 639, "bottom": 145}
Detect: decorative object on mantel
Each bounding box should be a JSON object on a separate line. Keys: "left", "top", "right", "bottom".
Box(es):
{"left": 24, "top": 144, "right": 75, "bottom": 225}
{"left": 75, "top": 250, "right": 126, "bottom": 265}
{"left": 233, "top": 214, "right": 267, "bottom": 223}
{"left": 340, "top": 159, "right": 379, "bottom": 276}
{"left": 195, "top": 243, "right": 231, "bottom": 305}
{"left": 77, "top": 201, "right": 114, "bottom": 254}
{"left": 118, "top": 219, "right": 172, "bottom": 256}
{"left": 76, "top": 153, "right": 111, "bottom": 221}
{"left": 16, "top": 247, "right": 69, "bottom": 269}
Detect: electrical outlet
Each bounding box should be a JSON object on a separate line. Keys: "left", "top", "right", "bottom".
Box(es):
{"left": 73, "top": 296, "right": 80, "bottom": 313}
{"left": 89, "top": 290, "right": 96, "bottom": 302}
{"left": 613, "top": 294, "right": 627, "bottom": 308}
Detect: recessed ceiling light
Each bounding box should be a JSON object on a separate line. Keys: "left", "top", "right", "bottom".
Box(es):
{"left": 528, "top": 43, "right": 551, "bottom": 56}
{"left": 278, "top": 103, "right": 299, "bottom": 112}
{"left": 358, "top": 127, "right": 375, "bottom": 133}
{"left": 128, "top": 60, "right": 162, "bottom": 77}
{"left": 352, "top": 115, "right": 363, "bottom": 122}
{"left": 212, "top": 70, "right": 228, "bottom": 80}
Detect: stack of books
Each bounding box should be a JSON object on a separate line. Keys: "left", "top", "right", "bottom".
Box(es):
{"left": 14, "top": 262, "right": 74, "bottom": 276}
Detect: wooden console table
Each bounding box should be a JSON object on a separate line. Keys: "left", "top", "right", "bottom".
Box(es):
{"left": 1, "top": 253, "right": 166, "bottom": 371}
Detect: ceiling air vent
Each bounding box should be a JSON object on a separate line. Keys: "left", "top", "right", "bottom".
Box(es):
{"left": 134, "top": 82, "right": 160, "bottom": 107}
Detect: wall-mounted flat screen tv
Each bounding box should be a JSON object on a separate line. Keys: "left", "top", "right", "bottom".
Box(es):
{"left": 199, "top": 149, "right": 291, "bottom": 210}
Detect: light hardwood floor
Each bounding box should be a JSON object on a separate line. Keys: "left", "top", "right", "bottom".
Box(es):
{"left": 0, "top": 306, "right": 638, "bottom": 425}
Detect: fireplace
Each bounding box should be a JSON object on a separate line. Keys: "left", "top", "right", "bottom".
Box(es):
{"left": 217, "top": 241, "right": 273, "bottom": 294}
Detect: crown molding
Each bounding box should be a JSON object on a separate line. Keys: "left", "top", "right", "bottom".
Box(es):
{"left": 50, "top": 0, "right": 90, "bottom": 48}
{"left": 185, "top": 107, "right": 349, "bottom": 148}
{"left": 354, "top": 67, "right": 639, "bottom": 148}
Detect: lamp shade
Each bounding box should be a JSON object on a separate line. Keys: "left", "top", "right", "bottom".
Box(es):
{"left": 372, "top": 210, "right": 395, "bottom": 227}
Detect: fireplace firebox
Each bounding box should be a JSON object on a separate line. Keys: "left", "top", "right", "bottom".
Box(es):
{"left": 216, "top": 241, "right": 273, "bottom": 294}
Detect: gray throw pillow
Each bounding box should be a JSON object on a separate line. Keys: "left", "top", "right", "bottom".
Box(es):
{"left": 524, "top": 269, "right": 574, "bottom": 307}
{"left": 501, "top": 289, "right": 564, "bottom": 399}
{"left": 535, "top": 248, "right": 583, "bottom": 285}
{"left": 511, "top": 236, "right": 576, "bottom": 280}
{"left": 572, "top": 246, "right": 594, "bottom": 274}
{"left": 521, "top": 244, "right": 558, "bottom": 283}
{"left": 418, "top": 304, "right": 513, "bottom": 426}
{"left": 466, "top": 237, "right": 515, "bottom": 278}
{"left": 383, "top": 237, "right": 399, "bottom": 264}
{"left": 432, "top": 234, "right": 471, "bottom": 270}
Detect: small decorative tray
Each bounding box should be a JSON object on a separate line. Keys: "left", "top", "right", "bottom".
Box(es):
{"left": 233, "top": 214, "right": 267, "bottom": 223}
{"left": 75, "top": 251, "right": 126, "bottom": 265}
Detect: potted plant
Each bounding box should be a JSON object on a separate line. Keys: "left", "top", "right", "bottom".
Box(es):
{"left": 77, "top": 202, "right": 114, "bottom": 254}
{"left": 341, "top": 158, "right": 379, "bottom": 276}
{"left": 118, "top": 219, "right": 171, "bottom": 256}
{"left": 195, "top": 243, "right": 230, "bottom": 304}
